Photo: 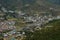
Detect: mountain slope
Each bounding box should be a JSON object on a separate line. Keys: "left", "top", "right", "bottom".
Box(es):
{"left": 0, "top": 0, "right": 60, "bottom": 14}
{"left": 47, "top": 0, "right": 60, "bottom": 5}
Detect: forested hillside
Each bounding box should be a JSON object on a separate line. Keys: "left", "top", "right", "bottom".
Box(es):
{"left": 0, "top": 0, "right": 60, "bottom": 11}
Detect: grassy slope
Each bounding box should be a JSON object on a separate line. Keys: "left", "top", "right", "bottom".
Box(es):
{"left": 24, "top": 19, "right": 60, "bottom": 40}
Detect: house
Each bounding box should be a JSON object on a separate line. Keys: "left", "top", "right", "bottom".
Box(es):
{"left": 3, "top": 33, "right": 9, "bottom": 40}
{"left": 56, "top": 16, "right": 60, "bottom": 19}
{"left": 8, "top": 10, "right": 14, "bottom": 13}
{"left": 1, "top": 7, "right": 7, "bottom": 12}
{"left": 35, "top": 26, "right": 42, "bottom": 30}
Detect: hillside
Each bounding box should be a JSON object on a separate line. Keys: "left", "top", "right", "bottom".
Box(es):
{"left": 0, "top": 0, "right": 60, "bottom": 11}
{"left": 24, "top": 19, "right": 60, "bottom": 40}
{"left": 0, "top": 0, "right": 60, "bottom": 21}
{"left": 0, "top": 0, "right": 60, "bottom": 40}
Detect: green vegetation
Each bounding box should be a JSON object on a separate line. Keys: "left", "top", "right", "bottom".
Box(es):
{"left": 24, "top": 19, "right": 60, "bottom": 40}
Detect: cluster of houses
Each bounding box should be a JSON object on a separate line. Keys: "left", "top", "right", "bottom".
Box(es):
{"left": 0, "top": 20, "right": 27, "bottom": 40}
{"left": 0, "top": 20, "right": 16, "bottom": 32}
{"left": 19, "top": 12, "right": 60, "bottom": 31}
{"left": 3, "top": 30, "right": 26, "bottom": 40}
{"left": 0, "top": 6, "right": 60, "bottom": 40}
